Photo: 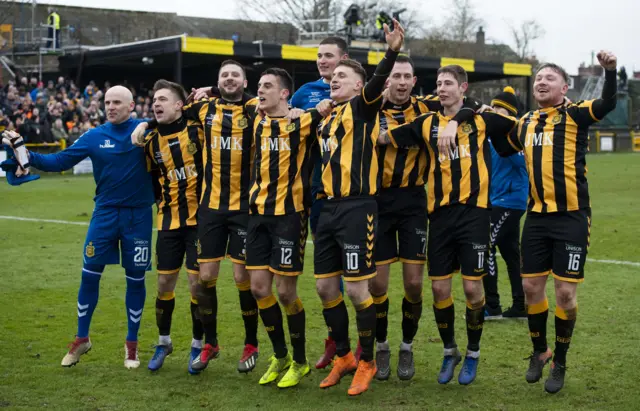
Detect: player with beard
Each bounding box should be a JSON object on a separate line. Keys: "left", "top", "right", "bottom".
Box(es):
{"left": 490, "top": 51, "right": 618, "bottom": 394}
{"left": 133, "top": 61, "right": 261, "bottom": 374}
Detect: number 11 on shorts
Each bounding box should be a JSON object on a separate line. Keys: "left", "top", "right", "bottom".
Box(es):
{"left": 477, "top": 251, "right": 484, "bottom": 270}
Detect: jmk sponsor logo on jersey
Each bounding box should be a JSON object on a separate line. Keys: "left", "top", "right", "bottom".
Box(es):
{"left": 261, "top": 137, "right": 291, "bottom": 151}
{"left": 210, "top": 136, "right": 243, "bottom": 150}
{"left": 320, "top": 136, "right": 339, "bottom": 153}
{"left": 524, "top": 132, "right": 553, "bottom": 147}
{"left": 438, "top": 144, "right": 472, "bottom": 163}
{"left": 167, "top": 165, "right": 197, "bottom": 182}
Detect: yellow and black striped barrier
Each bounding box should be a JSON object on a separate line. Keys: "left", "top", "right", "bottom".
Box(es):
{"left": 181, "top": 37, "right": 531, "bottom": 78}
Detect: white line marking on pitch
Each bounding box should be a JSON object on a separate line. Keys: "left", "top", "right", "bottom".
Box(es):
{"left": 2, "top": 215, "right": 639, "bottom": 267}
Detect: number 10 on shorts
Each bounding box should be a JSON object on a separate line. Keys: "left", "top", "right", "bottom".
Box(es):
{"left": 346, "top": 252, "right": 358, "bottom": 271}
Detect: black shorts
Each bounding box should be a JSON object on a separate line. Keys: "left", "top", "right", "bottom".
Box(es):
{"left": 314, "top": 197, "right": 377, "bottom": 282}
{"left": 246, "top": 211, "right": 309, "bottom": 276}
{"left": 521, "top": 209, "right": 591, "bottom": 283}
{"left": 375, "top": 186, "right": 428, "bottom": 265}
{"left": 427, "top": 204, "right": 490, "bottom": 281}
{"left": 156, "top": 226, "right": 199, "bottom": 275}
{"left": 197, "top": 207, "right": 248, "bottom": 264}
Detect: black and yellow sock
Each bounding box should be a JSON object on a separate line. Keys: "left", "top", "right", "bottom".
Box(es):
{"left": 156, "top": 291, "right": 175, "bottom": 337}
{"left": 373, "top": 293, "right": 389, "bottom": 343}
{"left": 237, "top": 280, "right": 259, "bottom": 347}
{"left": 433, "top": 295, "right": 457, "bottom": 349}
{"left": 190, "top": 297, "right": 204, "bottom": 341}
{"left": 554, "top": 305, "right": 577, "bottom": 366}
{"left": 196, "top": 278, "right": 218, "bottom": 346}
{"left": 466, "top": 298, "right": 485, "bottom": 352}
{"left": 322, "top": 294, "right": 350, "bottom": 357}
{"left": 355, "top": 296, "right": 376, "bottom": 362}
{"left": 285, "top": 297, "right": 306, "bottom": 364}
{"left": 401, "top": 293, "right": 423, "bottom": 344}
{"left": 527, "top": 298, "right": 549, "bottom": 353}
{"left": 258, "top": 295, "right": 287, "bottom": 359}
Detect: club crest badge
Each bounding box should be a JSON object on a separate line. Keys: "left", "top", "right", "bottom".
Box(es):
{"left": 85, "top": 242, "right": 95, "bottom": 258}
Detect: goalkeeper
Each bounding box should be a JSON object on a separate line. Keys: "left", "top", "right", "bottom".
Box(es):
{"left": 1, "top": 85, "right": 155, "bottom": 369}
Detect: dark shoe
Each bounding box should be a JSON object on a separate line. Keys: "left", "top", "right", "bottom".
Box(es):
{"left": 375, "top": 347, "right": 391, "bottom": 380}
{"left": 525, "top": 348, "right": 552, "bottom": 383}
{"left": 502, "top": 306, "right": 527, "bottom": 319}
{"left": 484, "top": 305, "right": 503, "bottom": 321}
{"left": 397, "top": 349, "right": 415, "bottom": 381}
{"left": 544, "top": 361, "right": 567, "bottom": 394}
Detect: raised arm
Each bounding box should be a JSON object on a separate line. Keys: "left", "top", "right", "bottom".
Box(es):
{"left": 585, "top": 50, "right": 618, "bottom": 122}
{"left": 362, "top": 19, "right": 404, "bottom": 107}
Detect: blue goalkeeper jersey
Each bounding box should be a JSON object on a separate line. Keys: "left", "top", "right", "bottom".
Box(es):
{"left": 29, "top": 117, "right": 154, "bottom": 208}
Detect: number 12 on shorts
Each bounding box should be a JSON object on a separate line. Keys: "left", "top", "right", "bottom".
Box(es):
{"left": 281, "top": 248, "right": 292, "bottom": 265}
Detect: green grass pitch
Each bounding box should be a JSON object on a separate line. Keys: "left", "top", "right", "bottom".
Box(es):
{"left": 1, "top": 153, "right": 639, "bottom": 410}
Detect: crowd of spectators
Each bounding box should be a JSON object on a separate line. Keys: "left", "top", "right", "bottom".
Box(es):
{"left": 0, "top": 76, "right": 154, "bottom": 145}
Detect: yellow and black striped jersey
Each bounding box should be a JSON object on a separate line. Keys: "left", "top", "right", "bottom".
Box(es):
{"left": 144, "top": 117, "right": 204, "bottom": 230}
{"left": 183, "top": 96, "right": 258, "bottom": 211}
{"left": 388, "top": 110, "right": 516, "bottom": 213}
{"left": 378, "top": 95, "right": 441, "bottom": 189}
{"left": 316, "top": 47, "right": 402, "bottom": 200}
{"left": 318, "top": 88, "right": 383, "bottom": 199}
{"left": 502, "top": 100, "right": 610, "bottom": 213}
{"left": 249, "top": 111, "right": 322, "bottom": 215}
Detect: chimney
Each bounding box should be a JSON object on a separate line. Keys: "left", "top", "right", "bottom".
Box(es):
{"left": 476, "top": 26, "right": 485, "bottom": 46}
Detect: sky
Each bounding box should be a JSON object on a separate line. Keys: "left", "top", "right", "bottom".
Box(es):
{"left": 42, "top": 0, "right": 637, "bottom": 75}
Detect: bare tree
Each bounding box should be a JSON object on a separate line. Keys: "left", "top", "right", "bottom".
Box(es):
{"left": 238, "top": 0, "right": 339, "bottom": 33}
{"left": 509, "top": 19, "right": 545, "bottom": 61}
{"left": 237, "top": 0, "right": 426, "bottom": 42}
{"left": 447, "top": 0, "right": 484, "bottom": 42}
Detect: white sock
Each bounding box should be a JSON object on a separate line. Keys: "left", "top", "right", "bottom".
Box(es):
{"left": 466, "top": 349, "right": 480, "bottom": 359}
{"left": 443, "top": 347, "right": 459, "bottom": 356}
{"left": 400, "top": 341, "right": 413, "bottom": 352}
{"left": 192, "top": 338, "right": 203, "bottom": 349}
{"left": 159, "top": 335, "right": 171, "bottom": 346}
{"left": 376, "top": 340, "right": 390, "bottom": 351}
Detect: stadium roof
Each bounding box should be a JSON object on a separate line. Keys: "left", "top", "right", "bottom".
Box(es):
{"left": 59, "top": 35, "right": 532, "bottom": 91}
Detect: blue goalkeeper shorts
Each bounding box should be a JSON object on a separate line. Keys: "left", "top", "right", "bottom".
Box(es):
{"left": 83, "top": 206, "right": 153, "bottom": 271}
